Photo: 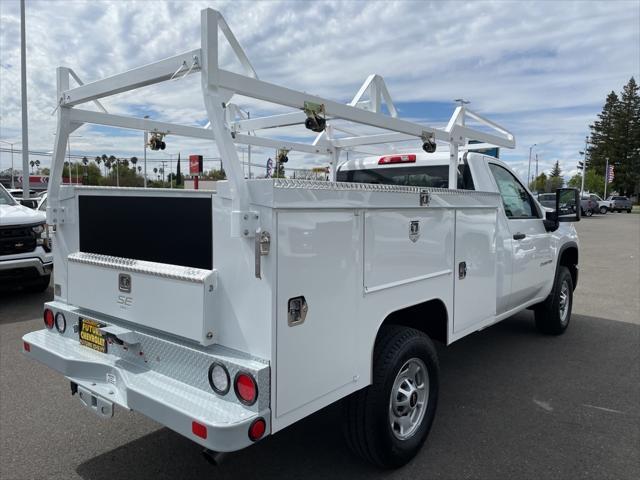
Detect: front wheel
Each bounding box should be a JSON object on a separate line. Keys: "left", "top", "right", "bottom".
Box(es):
{"left": 343, "top": 326, "right": 439, "bottom": 468}
{"left": 534, "top": 266, "right": 573, "bottom": 335}
{"left": 599, "top": 206, "right": 608, "bottom": 214}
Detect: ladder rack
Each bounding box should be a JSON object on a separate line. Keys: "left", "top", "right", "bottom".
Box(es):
{"left": 48, "top": 8, "right": 515, "bottom": 238}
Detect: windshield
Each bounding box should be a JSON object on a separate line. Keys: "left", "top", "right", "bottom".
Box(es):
{"left": 337, "top": 165, "right": 474, "bottom": 190}
{"left": 0, "top": 186, "right": 17, "bottom": 206}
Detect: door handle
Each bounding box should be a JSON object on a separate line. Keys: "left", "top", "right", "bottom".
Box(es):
{"left": 513, "top": 233, "right": 526, "bottom": 240}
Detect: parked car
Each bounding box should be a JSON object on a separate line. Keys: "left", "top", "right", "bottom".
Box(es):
{"left": 607, "top": 195, "right": 633, "bottom": 213}
{"left": 580, "top": 197, "right": 596, "bottom": 217}
{"left": 587, "top": 194, "right": 612, "bottom": 214}
{"left": 537, "top": 193, "right": 556, "bottom": 209}
{"left": 536, "top": 193, "right": 576, "bottom": 215}
{"left": 37, "top": 192, "right": 47, "bottom": 212}
{"left": 0, "top": 183, "right": 53, "bottom": 291}
{"left": 7, "top": 188, "right": 40, "bottom": 209}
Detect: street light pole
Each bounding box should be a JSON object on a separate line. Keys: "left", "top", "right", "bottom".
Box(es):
{"left": 20, "top": 0, "right": 30, "bottom": 199}
{"left": 143, "top": 115, "right": 149, "bottom": 188}
{"left": 579, "top": 136, "right": 589, "bottom": 196}
{"left": 604, "top": 158, "right": 609, "bottom": 199}
{"left": 527, "top": 144, "right": 536, "bottom": 187}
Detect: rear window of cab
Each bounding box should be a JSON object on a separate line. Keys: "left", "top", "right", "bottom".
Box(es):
{"left": 337, "top": 165, "right": 474, "bottom": 190}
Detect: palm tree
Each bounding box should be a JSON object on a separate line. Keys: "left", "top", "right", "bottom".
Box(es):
{"left": 159, "top": 167, "right": 165, "bottom": 182}
{"left": 130, "top": 156, "right": 138, "bottom": 172}
{"left": 35, "top": 159, "right": 40, "bottom": 174}
{"left": 108, "top": 155, "right": 117, "bottom": 180}
{"left": 153, "top": 167, "right": 158, "bottom": 181}
{"left": 101, "top": 154, "right": 108, "bottom": 176}
{"left": 30, "top": 160, "right": 35, "bottom": 173}
{"left": 137, "top": 166, "right": 142, "bottom": 174}
{"left": 94, "top": 156, "right": 102, "bottom": 176}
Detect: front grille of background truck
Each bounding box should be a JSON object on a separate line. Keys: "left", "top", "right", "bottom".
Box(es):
{"left": 0, "top": 225, "right": 37, "bottom": 255}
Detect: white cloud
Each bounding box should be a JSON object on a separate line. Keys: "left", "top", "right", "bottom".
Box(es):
{"left": 1, "top": 0, "right": 639, "bottom": 180}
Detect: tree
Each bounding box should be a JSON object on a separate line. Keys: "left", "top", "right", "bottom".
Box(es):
{"left": 30, "top": 160, "right": 35, "bottom": 173}
{"left": 568, "top": 170, "right": 605, "bottom": 197}
{"left": 548, "top": 160, "right": 564, "bottom": 191}
{"left": 588, "top": 78, "right": 640, "bottom": 198}
{"left": 175, "top": 154, "right": 182, "bottom": 185}
{"left": 614, "top": 77, "right": 640, "bottom": 197}
{"left": 35, "top": 159, "right": 40, "bottom": 173}
{"left": 130, "top": 156, "right": 138, "bottom": 171}
{"left": 530, "top": 172, "right": 548, "bottom": 193}
{"left": 202, "top": 168, "right": 226, "bottom": 180}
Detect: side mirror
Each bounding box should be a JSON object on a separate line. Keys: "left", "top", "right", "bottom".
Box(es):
{"left": 543, "top": 188, "right": 581, "bottom": 232}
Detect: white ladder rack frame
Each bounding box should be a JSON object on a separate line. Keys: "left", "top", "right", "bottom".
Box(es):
{"left": 48, "top": 8, "right": 515, "bottom": 239}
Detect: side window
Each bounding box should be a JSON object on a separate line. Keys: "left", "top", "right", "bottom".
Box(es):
{"left": 488, "top": 163, "right": 538, "bottom": 219}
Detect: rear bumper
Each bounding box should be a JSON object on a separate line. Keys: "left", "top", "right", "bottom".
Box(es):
{"left": 22, "top": 327, "right": 270, "bottom": 452}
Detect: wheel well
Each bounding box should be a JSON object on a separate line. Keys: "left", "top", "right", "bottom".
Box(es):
{"left": 559, "top": 246, "right": 578, "bottom": 289}
{"left": 379, "top": 299, "right": 448, "bottom": 344}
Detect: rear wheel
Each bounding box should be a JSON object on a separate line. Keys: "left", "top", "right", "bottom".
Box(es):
{"left": 628, "top": 209, "right": 632, "bottom": 213}
{"left": 534, "top": 266, "right": 573, "bottom": 335}
{"left": 599, "top": 206, "right": 608, "bottom": 214}
{"left": 343, "top": 326, "right": 439, "bottom": 468}
{"left": 584, "top": 208, "right": 593, "bottom": 217}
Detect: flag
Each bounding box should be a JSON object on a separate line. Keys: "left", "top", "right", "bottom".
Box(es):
{"left": 607, "top": 165, "right": 614, "bottom": 183}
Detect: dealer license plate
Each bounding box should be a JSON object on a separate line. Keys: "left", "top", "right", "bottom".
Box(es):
{"left": 78, "top": 318, "right": 107, "bottom": 353}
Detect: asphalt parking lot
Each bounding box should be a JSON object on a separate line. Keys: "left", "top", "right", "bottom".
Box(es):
{"left": 1, "top": 213, "right": 638, "bottom": 480}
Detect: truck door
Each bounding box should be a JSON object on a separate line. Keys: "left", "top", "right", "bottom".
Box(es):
{"left": 488, "top": 163, "right": 554, "bottom": 308}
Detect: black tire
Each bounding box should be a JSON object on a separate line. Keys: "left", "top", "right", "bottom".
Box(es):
{"left": 584, "top": 208, "right": 593, "bottom": 217}
{"left": 599, "top": 206, "right": 607, "bottom": 214}
{"left": 25, "top": 274, "right": 51, "bottom": 293}
{"left": 343, "top": 325, "right": 439, "bottom": 468}
{"left": 534, "top": 266, "right": 573, "bottom": 335}
{"left": 627, "top": 209, "right": 632, "bottom": 213}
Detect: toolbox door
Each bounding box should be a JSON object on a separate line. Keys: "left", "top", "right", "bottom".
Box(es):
{"left": 453, "top": 208, "right": 498, "bottom": 334}
{"left": 275, "top": 210, "right": 360, "bottom": 418}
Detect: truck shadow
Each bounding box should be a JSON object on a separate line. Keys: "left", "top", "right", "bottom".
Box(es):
{"left": 75, "top": 312, "right": 640, "bottom": 480}
{"left": 0, "top": 283, "right": 53, "bottom": 325}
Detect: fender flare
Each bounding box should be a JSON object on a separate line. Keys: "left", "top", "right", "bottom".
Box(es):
{"left": 555, "top": 241, "right": 579, "bottom": 289}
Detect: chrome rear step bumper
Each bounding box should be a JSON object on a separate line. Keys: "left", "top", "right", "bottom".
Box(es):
{"left": 23, "top": 326, "right": 270, "bottom": 452}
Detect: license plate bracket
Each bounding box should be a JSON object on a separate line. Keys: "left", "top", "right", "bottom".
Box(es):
{"left": 78, "top": 318, "right": 108, "bottom": 353}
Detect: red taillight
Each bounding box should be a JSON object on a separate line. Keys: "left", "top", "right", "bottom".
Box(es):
{"left": 44, "top": 309, "right": 54, "bottom": 329}
{"left": 248, "top": 417, "right": 266, "bottom": 442}
{"left": 192, "top": 421, "right": 207, "bottom": 439}
{"left": 23, "top": 341, "right": 31, "bottom": 352}
{"left": 378, "top": 154, "right": 416, "bottom": 165}
{"left": 234, "top": 372, "right": 258, "bottom": 406}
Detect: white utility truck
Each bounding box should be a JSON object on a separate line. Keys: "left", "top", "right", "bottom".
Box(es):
{"left": 1, "top": 183, "right": 52, "bottom": 291}
{"left": 23, "top": 9, "right": 581, "bottom": 468}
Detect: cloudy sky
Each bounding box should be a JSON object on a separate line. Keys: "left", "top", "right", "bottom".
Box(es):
{"left": 1, "top": 0, "right": 639, "bottom": 182}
